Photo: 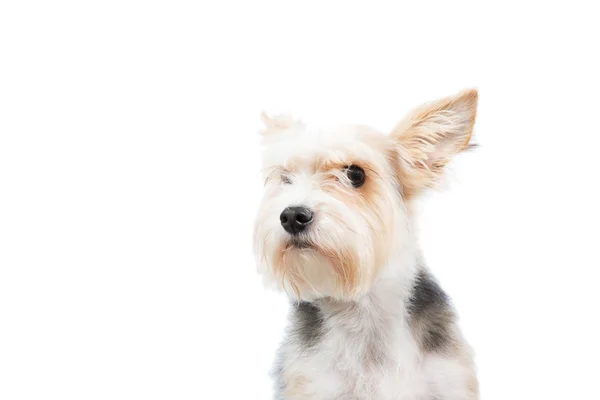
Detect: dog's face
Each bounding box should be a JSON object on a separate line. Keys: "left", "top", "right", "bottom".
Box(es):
{"left": 254, "top": 90, "right": 478, "bottom": 301}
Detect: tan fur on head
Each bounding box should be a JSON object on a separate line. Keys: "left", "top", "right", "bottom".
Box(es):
{"left": 390, "top": 89, "right": 478, "bottom": 199}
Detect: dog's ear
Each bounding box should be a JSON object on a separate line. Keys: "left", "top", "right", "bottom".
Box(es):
{"left": 259, "top": 112, "right": 304, "bottom": 136}
{"left": 390, "top": 89, "right": 478, "bottom": 198}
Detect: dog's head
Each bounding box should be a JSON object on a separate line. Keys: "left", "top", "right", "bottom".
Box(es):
{"left": 254, "top": 90, "right": 477, "bottom": 301}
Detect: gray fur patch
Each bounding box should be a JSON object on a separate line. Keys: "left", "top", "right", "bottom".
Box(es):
{"left": 291, "top": 301, "right": 324, "bottom": 347}
{"left": 407, "top": 269, "right": 456, "bottom": 353}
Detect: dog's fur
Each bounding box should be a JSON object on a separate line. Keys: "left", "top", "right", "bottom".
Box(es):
{"left": 254, "top": 90, "right": 479, "bottom": 400}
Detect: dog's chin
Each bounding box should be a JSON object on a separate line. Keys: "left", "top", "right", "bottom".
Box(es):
{"left": 271, "top": 234, "right": 371, "bottom": 302}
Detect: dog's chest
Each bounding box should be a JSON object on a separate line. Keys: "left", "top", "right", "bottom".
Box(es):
{"left": 279, "top": 301, "right": 425, "bottom": 400}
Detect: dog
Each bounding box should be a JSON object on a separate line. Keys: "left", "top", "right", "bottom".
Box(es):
{"left": 253, "top": 89, "right": 479, "bottom": 400}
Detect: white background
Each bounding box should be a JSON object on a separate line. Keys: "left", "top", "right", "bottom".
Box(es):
{"left": 1, "top": 1, "right": 599, "bottom": 399}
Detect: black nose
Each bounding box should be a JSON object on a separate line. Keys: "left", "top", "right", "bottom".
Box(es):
{"left": 280, "top": 206, "right": 313, "bottom": 235}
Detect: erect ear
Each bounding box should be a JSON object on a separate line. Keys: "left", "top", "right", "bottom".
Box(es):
{"left": 390, "top": 89, "right": 478, "bottom": 198}
{"left": 259, "top": 111, "right": 304, "bottom": 136}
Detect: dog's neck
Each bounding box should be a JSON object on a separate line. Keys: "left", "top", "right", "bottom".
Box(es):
{"left": 302, "top": 240, "right": 422, "bottom": 373}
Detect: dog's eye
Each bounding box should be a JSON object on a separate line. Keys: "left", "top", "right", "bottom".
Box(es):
{"left": 345, "top": 165, "right": 365, "bottom": 188}
{"left": 281, "top": 175, "right": 292, "bottom": 184}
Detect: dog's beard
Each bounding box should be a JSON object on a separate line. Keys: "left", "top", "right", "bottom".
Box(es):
{"left": 256, "top": 218, "right": 375, "bottom": 301}
{"left": 277, "top": 239, "right": 359, "bottom": 301}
